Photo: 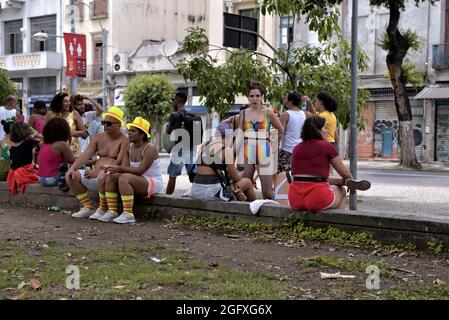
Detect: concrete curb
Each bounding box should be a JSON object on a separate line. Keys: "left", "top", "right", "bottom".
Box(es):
{"left": 1, "top": 182, "right": 449, "bottom": 248}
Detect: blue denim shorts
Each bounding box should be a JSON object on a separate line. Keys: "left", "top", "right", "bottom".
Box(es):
{"left": 167, "top": 149, "right": 197, "bottom": 178}
{"left": 39, "top": 176, "right": 59, "bottom": 187}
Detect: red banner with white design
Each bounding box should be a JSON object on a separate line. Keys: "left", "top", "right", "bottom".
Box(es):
{"left": 64, "top": 33, "right": 87, "bottom": 78}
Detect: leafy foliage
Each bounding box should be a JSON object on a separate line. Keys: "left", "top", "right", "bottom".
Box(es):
{"left": 179, "top": 26, "right": 370, "bottom": 129}
{"left": 378, "top": 29, "right": 423, "bottom": 53}
{"left": 0, "top": 69, "right": 16, "bottom": 105}
{"left": 124, "top": 75, "right": 176, "bottom": 127}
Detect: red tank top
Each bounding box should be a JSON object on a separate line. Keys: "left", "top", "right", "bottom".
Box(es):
{"left": 38, "top": 144, "right": 64, "bottom": 177}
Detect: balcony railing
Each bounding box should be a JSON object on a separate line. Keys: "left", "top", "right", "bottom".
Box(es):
{"left": 0, "top": 51, "right": 63, "bottom": 72}
{"left": 432, "top": 44, "right": 449, "bottom": 69}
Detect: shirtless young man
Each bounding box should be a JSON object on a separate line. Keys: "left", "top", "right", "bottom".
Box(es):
{"left": 66, "top": 106, "right": 129, "bottom": 218}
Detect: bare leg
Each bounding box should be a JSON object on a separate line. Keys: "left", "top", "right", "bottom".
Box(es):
{"left": 119, "top": 173, "right": 149, "bottom": 198}
{"left": 236, "top": 178, "right": 257, "bottom": 202}
{"left": 329, "top": 185, "right": 347, "bottom": 209}
{"left": 242, "top": 164, "right": 256, "bottom": 181}
{"left": 66, "top": 171, "right": 86, "bottom": 196}
{"left": 166, "top": 176, "right": 176, "bottom": 195}
{"left": 105, "top": 173, "right": 121, "bottom": 193}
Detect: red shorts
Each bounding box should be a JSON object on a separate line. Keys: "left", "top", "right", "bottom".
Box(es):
{"left": 288, "top": 181, "right": 335, "bottom": 212}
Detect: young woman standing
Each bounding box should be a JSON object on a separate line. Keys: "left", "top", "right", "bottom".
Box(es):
{"left": 237, "top": 83, "right": 284, "bottom": 199}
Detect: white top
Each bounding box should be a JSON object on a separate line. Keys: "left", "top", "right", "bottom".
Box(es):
{"left": 0, "top": 107, "right": 17, "bottom": 141}
{"left": 129, "top": 143, "right": 163, "bottom": 178}
{"left": 281, "top": 110, "right": 306, "bottom": 153}
{"left": 79, "top": 111, "right": 103, "bottom": 153}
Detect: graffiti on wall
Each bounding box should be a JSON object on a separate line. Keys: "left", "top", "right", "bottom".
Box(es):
{"left": 372, "top": 120, "right": 423, "bottom": 158}
{"left": 357, "top": 126, "right": 373, "bottom": 145}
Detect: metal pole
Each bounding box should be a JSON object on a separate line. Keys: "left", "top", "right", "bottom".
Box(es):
{"left": 102, "top": 28, "right": 107, "bottom": 110}
{"left": 349, "top": 0, "right": 358, "bottom": 210}
{"left": 70, "top": 0, "right": 77, "bottom": 95}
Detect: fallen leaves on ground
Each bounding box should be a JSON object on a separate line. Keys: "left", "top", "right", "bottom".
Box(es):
{"left": 29, "top": 278, "right": 42, "bottom": 290}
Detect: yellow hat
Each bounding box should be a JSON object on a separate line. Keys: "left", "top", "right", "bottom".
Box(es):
{"left": 102, "top": 106, "right": 125, "bottom": 126}
{"left": 127, "top": 116, "right": 151, "bottom": 138}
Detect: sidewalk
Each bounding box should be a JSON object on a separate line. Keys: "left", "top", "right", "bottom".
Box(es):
{"left": 160, "top": 151, "right": 449, "bottom": 172}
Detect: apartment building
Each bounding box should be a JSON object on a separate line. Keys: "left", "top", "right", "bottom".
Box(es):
{"left": 0, "top": 0, "right": 64, "bottom": 119}
{"left": 278, "top": 0, "right": 447, "bottom": 163}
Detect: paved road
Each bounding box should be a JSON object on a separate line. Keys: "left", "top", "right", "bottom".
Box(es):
{"left": 158, "top": 158, "right": 449, "bottom": 218}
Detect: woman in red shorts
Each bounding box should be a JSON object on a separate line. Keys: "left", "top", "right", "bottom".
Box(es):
{"left": 288, "top": 116, "right": 370, "bottom": 212}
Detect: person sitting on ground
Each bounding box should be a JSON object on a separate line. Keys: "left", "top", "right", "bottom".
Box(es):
{"left": 66, "top": 106, "right": 129, "bottom": 219}
{"left": 288, "top": 116, "right": 370, "bottom": 212}
{"left": 37, "top": 117, "right": 75, "bottom": 188}
{"left": 96, "top": 117, "right": 164, "bottom": 224}
{"left": 28, "top": 100, "right": 47, "bottom": 135}
{"left": 71, "top": 94, "right": 104, "bottom": 153}
{"left": 47, "top": 92, "right": 86, "bottom": 156}
{"left": 4, "top": 121, "right": 39, "bottom": 195}
{"left": 191, "top": 122, "right": 256, "bottom": 202}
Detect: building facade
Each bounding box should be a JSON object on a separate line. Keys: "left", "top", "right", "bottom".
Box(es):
{"left": 0, "top": 0, "right": 64, "bottom": 119}
{"left": 278, "top": 0, "right": 447, "bottom": 163}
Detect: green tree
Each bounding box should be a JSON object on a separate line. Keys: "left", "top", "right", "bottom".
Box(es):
{"left": 124, "top": 74, "right": 176, "bottom": 146}
{"left": 179, "top": 26, "right": 370, "bottom": 130}
{"left": 261, "top": 0, "right": 438, "bottom": 169}
{"left": 0, "top": 69, "right": 16, "bottom": 105}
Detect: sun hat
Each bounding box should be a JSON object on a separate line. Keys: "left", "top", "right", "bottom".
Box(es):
{"left": 127, "top": 116, "right": 151, "bottom": 138}
{"left": 102, "top": 106, "right": 125, "bottom": 126}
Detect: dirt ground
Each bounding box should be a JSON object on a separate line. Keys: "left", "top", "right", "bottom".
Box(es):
{"left": 1, "top": 203, "right": 449, "bottom": 300}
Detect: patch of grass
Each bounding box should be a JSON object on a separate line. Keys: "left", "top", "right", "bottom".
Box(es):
{"left": 427, "top": 241, "right": 444, "bottom": 254}
{"left": 387, "top": 281, "right": 449, "bottom": 300}
{"left": 298, "top": 255, "right": 397, "bottom": 279}
{"left": 172, "top": 214, "right": 379, "bottom": 249}
{"left": 0, "top": 243, "right": 295, "bottom": 300}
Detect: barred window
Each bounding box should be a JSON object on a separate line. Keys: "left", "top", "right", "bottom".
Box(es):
{"left": 31, "top": 15, "right": 57, "bottom": 52}
{"left": 4, "top": 20, "right": 23, "bottom": 54}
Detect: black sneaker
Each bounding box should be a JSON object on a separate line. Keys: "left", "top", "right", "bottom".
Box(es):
{"left": 345, "top": 179, "right": 371, "bottom": 191}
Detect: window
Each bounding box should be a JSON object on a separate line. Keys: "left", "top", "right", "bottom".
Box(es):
{"left": 30, "top": 77, "right": 57, "bottom": 95}
{"left": 31, "top": 15, "right": 57, "bottom": 52}
{"left": 239, "top": 8, "right": 259, "bottom": 19}
{"left": 90, "top": 0, "right": 108, "bottom": 19}
{"left": 4, "top": 20, "right": 23, "bottom": 54}
{"left": 280, "top": 16, "right": 294, "bottom": 48}
{"left": 92, "top": 40, "right": 103, "bottom": 80}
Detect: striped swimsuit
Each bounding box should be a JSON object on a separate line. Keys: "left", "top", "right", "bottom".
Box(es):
{"left": 242, "top": 109, "right": 271, "bottom": 165}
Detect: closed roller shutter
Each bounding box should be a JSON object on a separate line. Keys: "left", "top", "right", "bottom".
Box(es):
{"left": 374, "top": 101, "right": 398, "bottom": 158}
{"left": 410, "top": 99, "right": 424, "bottom": 161}
{"left": 436, "top": 104, "right": 449, "bottom": 162}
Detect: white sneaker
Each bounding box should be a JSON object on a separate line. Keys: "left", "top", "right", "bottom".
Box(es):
{"left": 71, "top": 207, "right": 94, "bottom": 219}
{"left": 89, "top": 208, "right": 106, "bottom": 220}
{"left": 113, "top": 213, "right": 136, "bottom": 224}
{"left": 97, "top": 211, "right": 118, "bottom": 222}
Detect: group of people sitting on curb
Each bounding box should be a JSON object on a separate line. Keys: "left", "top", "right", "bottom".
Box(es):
{"left": 0, "top": 81, "right": 371, "bottom": 224}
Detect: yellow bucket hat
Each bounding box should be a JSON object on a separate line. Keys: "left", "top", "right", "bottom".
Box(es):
{"left": 102, "top": 106, "right": 125, "bottom": 126}
{"left": 127, "top": 116, "right": 151, "bottom": 138}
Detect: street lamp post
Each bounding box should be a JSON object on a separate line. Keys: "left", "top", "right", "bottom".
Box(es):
{"left": 70, "top": 0, "right": 77, "bottom": 95}
{"left": 72, "top": 0, "right": 108, "bottom": 110}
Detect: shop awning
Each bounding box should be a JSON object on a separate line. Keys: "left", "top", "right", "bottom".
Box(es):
{"left": 415, "top": 86, "right": 449, "bottom": 100}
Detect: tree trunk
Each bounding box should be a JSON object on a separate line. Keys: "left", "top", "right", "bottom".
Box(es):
{"left": 151, "top": 122, "right": 162, "bottom": 152}
{"left": 386, "top": 0, "right": 421, "bottom": 169}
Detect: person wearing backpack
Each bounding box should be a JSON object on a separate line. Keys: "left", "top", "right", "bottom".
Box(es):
{"left": 165, "top": 92, "right": 202, "bottom": 194}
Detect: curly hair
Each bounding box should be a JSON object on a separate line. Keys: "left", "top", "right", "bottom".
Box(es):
{"left": 301, "top": 116, "right": 326, "bottom": 141}
{"left": 317, "top": 92, "right": 338, "bottom": 113}
{"left": 9, "top": 122, "right": 32, "bottom": 143}
{"left": 43, "top": 117, "right": 71, "bottom": 144}
{"left": 50, "top": 92, "right": 71, "bottom": 114}
{"left": 33, "top": 100, "right": 48, "bottom": 116}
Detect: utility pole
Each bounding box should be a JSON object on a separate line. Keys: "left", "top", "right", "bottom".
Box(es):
{"left": 70, "top": 0, "right": 77, "bottom": 95}
{"left": 102, "top": 28, "right": 107, "bottom": 109}
{"left": 349, "top": 0, "right": 358, "bottom": 210}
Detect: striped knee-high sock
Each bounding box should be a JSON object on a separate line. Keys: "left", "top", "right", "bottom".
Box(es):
{"left": 105, "top": 192, "right": 118, "bottom": 213}
{"left": 76, "top": 192, "right": 94, "bottom": 210}
{"left": 121, "top": 195, "right": 134, "bottom": 216}
{"left": 98, "top": 193, "right": 108, "bottom": 211}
